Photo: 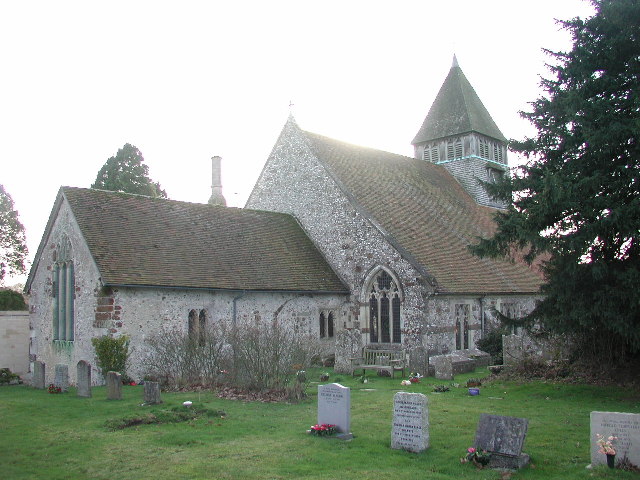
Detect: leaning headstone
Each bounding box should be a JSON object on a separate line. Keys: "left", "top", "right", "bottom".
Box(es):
{"left": 590, "top": 411, "right": 640, "bottom": 468}
{"left": 106, "top": 371, "right": 122, "bottom": 400}
{"left": 143, "top": 381, "right": 162, "bottom": 404}
{"left": 391, "top": 392, "right": 429, "bottom": 453}
{"left": 54, "top": 364, "right": 69, "bottom": 392}
{"left": 474, "top": 413, "right": 530, "bottom": 469}
{"left": 76, "top": 360, "right": 92, "bottom": 398}
{"left": 317, "top": 383, "right": 352, "bottom": 439}
{"left": 432, "top": 355, "right": 453, "bottom": 380}
{"left": 32, "top": 361, "right": 45, "bottom": 389}
{"left": 502, "top": 334, "right": 524, "bottom": 366}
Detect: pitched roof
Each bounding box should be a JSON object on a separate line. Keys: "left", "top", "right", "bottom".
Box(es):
{"left": 412, "top": 60, "right": 506, "bottom": 144}
{"left": 303, "top": 131, "right": 542, "bottom": 294}
{"left": 30, "top": 187, "right": 348, "bottom": 293}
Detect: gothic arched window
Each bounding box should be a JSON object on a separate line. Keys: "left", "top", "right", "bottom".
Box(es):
{"left": 368, "top": 270, "right": 401, "bottom": 344}
{"left": 52, "top": 236, "right": 74, "bottom": 342}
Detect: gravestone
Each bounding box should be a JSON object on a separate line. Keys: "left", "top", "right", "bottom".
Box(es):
{"left": 54, "top": 364, "right": 69, "bottom": 392}
{"left": 32, "top": 360, "right": 45, "bottom": 389}
{"left": 334, "top": 329, "right": 362, "bottom": 374}
{"left": 590, "top": 411, "right": 640, "bottom": 468}
{"left": 432, "top": 355, "right": 453, "bottom": 380}
{"left": 317, "top": 383, "right": 352, "bottom": 439}
{"left": 391, "top": 392, "right": 429, "bottom": 453}
{"left": 502, "top": 334, "right": 524, "bottom": 366}
{"left": 474, "top": 413, "right": 530, "bottom": 469}
{"left": 143, "top": 381, "right": 162, "bottom": 404}
{"left": 76, "top": 361, "right": 92, "bottom": 398}
{"left": 106, "top": 371, "right": 122, "bottom": 400}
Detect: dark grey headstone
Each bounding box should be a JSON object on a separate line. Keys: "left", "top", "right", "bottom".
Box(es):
{"left": 143, "top": 381, "right": 162, "bottom": 404}
{"left": 474, "top": 413, "right": 530, "bottom": 470}
{"left": 106, "top": 371, "right": 122, "bottom": 400}
{"left": 76, "top": 360, "right": 92, "bottom": 397}
{"left": 33, "top": 361, "right": 45, "bottom": 389}
{"left": 391, "top": 392, "right": 429, "bottom": 453}
{"left": 432, "top": 355, "right": 453, "bottom": 380}
{"left": 54, "top": 364, "right": 69, "bottom": 392}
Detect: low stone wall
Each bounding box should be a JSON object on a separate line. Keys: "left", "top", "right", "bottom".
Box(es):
{"left": 0, "top": 311, "right": 29, "bottom": 376}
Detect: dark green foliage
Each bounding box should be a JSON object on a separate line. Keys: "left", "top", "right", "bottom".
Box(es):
{"left": 476, "top": 328, "right": 507, "bottom": 365}
{"left": 91, "top": 335, "right": 130, "bottom": 378}
{"left": 0, "top": 368, "right": 19, "bottom": 384}
{"left": 0, "top": 289, "right": 27, "bottom": 310}
{"left": 91, "top": 143, "right": 167, "bottom": 198}
{"left": 0, "top": 184, "right": 28, "bottom": 282}
{"left": 471, "top": 0, "right": 640, "bottom": 362}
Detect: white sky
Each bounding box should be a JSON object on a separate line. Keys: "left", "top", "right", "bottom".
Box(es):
{"left": 1, "top": 0, "right": 596, "bottom": 286}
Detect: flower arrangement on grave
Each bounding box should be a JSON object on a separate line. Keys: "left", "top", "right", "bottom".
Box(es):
{"left": 47, "top": 384, "right": 62, "bottom": 394}
{"left": 466, "top": 378, "right": 482, "bottom": 387}
{"left": 309, "top": 424, "right": 337, "bottom": 436}
{"left": 433, "top": 384, "right": 450, "bottom": 393}
{"left": 401, "top": 379, "right": 412, "bottom": 386}
{"left": 319, "top": 372, "right": 330, "bottom": 382}
{"left": 461, "top": 447, "right": 491, "bottom": 468}
{"left": 409, "top": 372, "right": 422, "bottom": 383}
{"left": 596, "top": 434, "right": 617, "bottom": 455}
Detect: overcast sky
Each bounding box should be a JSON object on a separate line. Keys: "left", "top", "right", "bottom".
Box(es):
{"left": 1, "top": 0, "right": 596, "bottom": 286}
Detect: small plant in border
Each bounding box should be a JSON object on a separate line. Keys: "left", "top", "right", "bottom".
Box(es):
{"left": 461, "top": 447, "right": 491, "bottom": 468}
{"left": 48, "top": 384, "right": 62, "bottom": 394}
{"left": 309, "top": 424, "right": 337, "bottom": 436}
{"left": 433, "top": 384, "right": 450, "bottom": 393}
{"left": 596, "top": 433, "right": 617, "bottom": 455}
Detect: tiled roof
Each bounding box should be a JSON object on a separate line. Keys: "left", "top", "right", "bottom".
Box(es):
{"left": 412, "top": 62, "right": 506, "bottom": 144}
{"left": 304, "top": 132, "right": 543, "bottom": 294}
{"left": 60, "top": 187, "right": 348, "bottom": 293}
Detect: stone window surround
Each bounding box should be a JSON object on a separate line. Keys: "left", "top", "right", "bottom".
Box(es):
{"left": 319, "top": 310, "right": 335, "bottom": 338}
{"left": 360, "top": 266, "right": 403, "bottom": 345}
{"left": 52, "top": 236, "right": 74, "bottom": 342}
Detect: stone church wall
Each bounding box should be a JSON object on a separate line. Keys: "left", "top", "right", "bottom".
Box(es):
{"left": 246, "top": 121, "right": 435, "bottom": 370}
{"left": 28, "top": 198, "right": 347, "bottom": 385}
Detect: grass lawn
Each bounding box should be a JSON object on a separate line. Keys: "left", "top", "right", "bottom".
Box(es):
{"left": 1, "top": 368, "right": 639, "bottom": 479}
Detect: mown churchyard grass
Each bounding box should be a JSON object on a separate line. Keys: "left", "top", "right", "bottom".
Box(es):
{"left": 1, "top": 368, "right": 638, "bottom": 479}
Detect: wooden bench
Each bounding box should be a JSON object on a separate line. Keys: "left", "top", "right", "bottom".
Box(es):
{"left": 350, "top": 348, "right": 407, "bottom": 378}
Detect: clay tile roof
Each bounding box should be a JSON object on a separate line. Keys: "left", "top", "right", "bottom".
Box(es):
{"left": 60, "top": 187, "right": 348, "bottom": 293}
{"left": 304, "top": 132, "right": 542, "bottom": 294}
{"left": 412, "top": 62, "right": 506, "bottom": 144}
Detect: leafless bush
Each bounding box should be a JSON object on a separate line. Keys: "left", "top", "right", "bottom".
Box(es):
{"left": 143, "top": 326, "right": 229, "bottom": 387}
{"left": 227, "top": 319, "right": 324, "bottom": 391}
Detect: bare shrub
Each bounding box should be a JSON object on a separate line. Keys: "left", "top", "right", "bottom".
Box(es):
{"left": 228, "top": 319, "right": 324, "bottom": 392}
{"left": 143, "top": 326, "right": 228, "bottom": 387}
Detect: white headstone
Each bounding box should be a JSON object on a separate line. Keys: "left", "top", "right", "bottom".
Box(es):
{"left": 590, "top": 411, "right": 640, "bottom": 468}
{"left": 391, "top": 392, "right": 429, "bottom": 453}
{"left": 317, "top": 383, "right": 350, "bottom": 434}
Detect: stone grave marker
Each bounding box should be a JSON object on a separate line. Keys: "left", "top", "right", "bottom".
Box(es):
{"left": 54, "top": 364, "right": 69, "bottom": 392}
{"left": 502, "top": 334, "right": 524, "bottom": 366}
{"left": 143, "top": 381, "right": 162, "bottom": 404}
{"left": 590, "top": 411, "right": 640, "bottom": 468}
{"left": 317, "top": 383, "right": 352, "bottom": 439}
{"left": 33, "top": 360, "right": 45, "bottom": 389}
{"left": 106, "top": 371, "right": 122, "bottom": 400}
{"left": 432, "top": 355, "right": 453, "bottom": 380}
{"left": 474, "top": 413, "right": 530, "bottom": 469}
{"left": 391, "top": 392, "right": 429, "bottom": 453}
{"left": 76, "top": 360, "right": 92, "bottom": 397}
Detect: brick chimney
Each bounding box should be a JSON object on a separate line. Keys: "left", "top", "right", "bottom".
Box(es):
{"left": 208, "top": 155, "right": 226, "bottom": 206}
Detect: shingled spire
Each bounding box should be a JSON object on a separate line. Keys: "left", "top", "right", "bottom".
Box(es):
{"left": 412, "top": 56, "right": 509, "bottom": 209}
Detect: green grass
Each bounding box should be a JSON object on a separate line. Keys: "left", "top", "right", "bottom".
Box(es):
{"left": 1, "top": 368, "right": 638, "bottom": 479}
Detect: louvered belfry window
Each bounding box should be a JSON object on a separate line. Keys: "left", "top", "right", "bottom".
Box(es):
{"left": 368, "top": 270, "right": 401, "bottom": 344}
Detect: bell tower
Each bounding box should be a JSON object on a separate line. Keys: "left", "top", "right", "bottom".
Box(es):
{"left": 412, "top": 56, "right": 509, "bottom": 209}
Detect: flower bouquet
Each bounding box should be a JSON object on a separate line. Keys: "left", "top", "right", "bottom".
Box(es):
{"left": 461, "top": 447, "right": 491, "bottom": 468}
{"left": 309, "top": 424, "right": 337, "bottom": 436}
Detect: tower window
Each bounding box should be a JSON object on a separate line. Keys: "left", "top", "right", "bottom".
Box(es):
{"left": 423, "top": 145, "right": 439, "bottom": 163}
{"left": 447, "top": 139, "right": 463, "bottom": 161}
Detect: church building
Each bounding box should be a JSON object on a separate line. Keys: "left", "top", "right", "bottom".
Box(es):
{"left": 25, "top": 58, "right": 542, "bottom": 384}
